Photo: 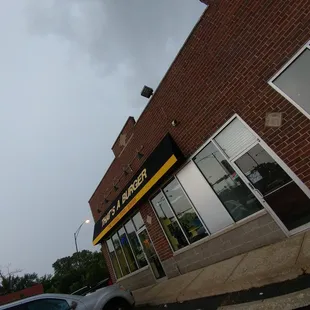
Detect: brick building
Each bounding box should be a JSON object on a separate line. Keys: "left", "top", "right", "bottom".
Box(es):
{"left": 89, "top": 0, "right": 310, "bottom": 290}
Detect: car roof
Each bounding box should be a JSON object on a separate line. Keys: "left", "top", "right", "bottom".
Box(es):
{"left": 0, "top": 293, "right": 82, "bottom": 309}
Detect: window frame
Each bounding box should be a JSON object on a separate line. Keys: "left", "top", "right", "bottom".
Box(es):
{"left": 150, "top": 175, "right": 211, "bottom": 253}
{"left": 149, "top": 115, "right": 272, "bottom": 253}
{"left": 106, "top": 238, "right": 123, "bottom": 278}
{"left": 268, "top": 40, "right": 310, "bottom": 120}
{"left": 117, "top": 226, "right": 139, "bottom": 272}
{"left": 106, "top": 213, "right": 148, "bottom": 280}
{"left": 150, "top": 189, "right": 190, "bottom": 251}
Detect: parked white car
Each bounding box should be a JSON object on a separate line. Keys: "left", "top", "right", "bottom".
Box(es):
{"left": 0, "top": 284, "right": 134, "bottom": 310}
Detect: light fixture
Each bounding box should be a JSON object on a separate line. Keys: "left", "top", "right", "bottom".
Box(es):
{"left": 141, "top": 85, "right": 153, "bottom": 98}
{"left": 85, "top": 219, "right": 90, "bottom": 224}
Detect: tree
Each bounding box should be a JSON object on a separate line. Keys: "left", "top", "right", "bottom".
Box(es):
{"left": 0, "top": 264, "right": 23, "bottom": 294}
{"left": 0, "top": 251, "right": 109, "bottom": 295}
{"left": 51, "top": 250, "right": 109, "bottom": 294}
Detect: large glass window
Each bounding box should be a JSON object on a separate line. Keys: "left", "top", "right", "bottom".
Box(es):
{"left": 118, "top": 227, "right": 138, "bottom": 272}
{"left": 107, "top": 214, "right": 147, "bottom": 279}
{"left": 107, "top": 239, "right": 122, "bottom": 278}
{"left": 163, "top": 178, "right": 208, "bottom": 244}
{"left": 132, "top": 212, "right": 144, "bottom": 231}
{"left": 151, "top": 192, "right": 188, "bottom": 251}
{"left": 124, "top": 220, "right": 148, "bottom": 268}
{"left": 194, "top": 142, "right": 262, "bottom": 222}
{"left": 112, "top": 233, "right": 130, "bottom": 276}
{"left": 271, "top": 44, "right": 310, "bottom": 118}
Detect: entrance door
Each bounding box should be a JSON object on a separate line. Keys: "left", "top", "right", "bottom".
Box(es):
{"left": 138, "top": 228, "right": 166, "bottom": 280}
{"left": 234, "top": 143, "right": 310, "bottom": 232}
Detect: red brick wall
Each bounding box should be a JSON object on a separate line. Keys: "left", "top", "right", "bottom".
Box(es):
{"left": 91, "top": 1, "right": 310, "bottom": 260}
{"left": 0, "top": 284, "right": 44, "bottom": 306}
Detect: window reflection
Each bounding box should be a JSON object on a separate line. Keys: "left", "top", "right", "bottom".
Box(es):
{"left": 118, "top": 227, "right": 138, "bottom": 272}
{"left": 164, "top": 179, "right": 208, "bottom": 243}
{"left": 107, "top": 239, "right": 122, "bottom": 278}
{"left": 235, "top": 144, "right": 310, "bottom": 230}
{"left": 235, "top": 144, "right": 291, "bottom": 195}
{"left": 132, "top": 212, "right": 144, "bottom": 231}
{"left": 112, "top": 233, "right": 129, "bottom": 276}
{"left": 124, "top": 220, "right": 148, "bottom": 268}
{"left": 194, "top": 142, "right": 262, "bottom": 221}
{"left": 151, "top": 192, "right": 188, "bottom": 251}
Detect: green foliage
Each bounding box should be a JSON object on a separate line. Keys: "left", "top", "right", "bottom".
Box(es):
{"left": 0, "top": 251, "right": 109, "bottom": 295}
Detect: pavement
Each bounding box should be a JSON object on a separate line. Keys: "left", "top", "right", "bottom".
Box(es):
{"left": 218, "top": 288, "right": 310, "bottom": 309}
{"left": 133, "top": 230, "right": 310, "bottom": 307}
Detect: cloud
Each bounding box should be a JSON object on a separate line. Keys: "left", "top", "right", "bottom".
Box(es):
{"left": 0, "top": 0, "right": 204, "bottom": 275}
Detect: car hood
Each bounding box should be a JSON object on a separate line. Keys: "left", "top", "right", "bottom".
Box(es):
{"left": 80, "top": 285, "right": 117, "bottom": 306}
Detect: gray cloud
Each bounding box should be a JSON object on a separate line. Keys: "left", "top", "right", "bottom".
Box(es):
{"left": 0, "top": 0, "right": 204, "bottom": 276}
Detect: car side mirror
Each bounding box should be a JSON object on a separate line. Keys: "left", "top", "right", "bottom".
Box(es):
{"left": 70, "top": 301, "right": 78, "bottom": 309}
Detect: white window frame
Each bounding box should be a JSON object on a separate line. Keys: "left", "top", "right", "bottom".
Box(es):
{"left": 149, "top": 114, "right": 310, "bottom": 252}
{"left": 149, "top": 176, "right": 211, "bottom": 253}
{"left": 268, "top": 40, "right": 310, "bottom": 120}
{"left": 106, "top": 213, "right": 148, "bottom": 280}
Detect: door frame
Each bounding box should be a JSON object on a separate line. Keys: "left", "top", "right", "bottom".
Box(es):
{"left": 136, "top": 225, "right": 167, "bottom": 282}
{"left": 214, "top": 114, "right": 310, "bottom": 236}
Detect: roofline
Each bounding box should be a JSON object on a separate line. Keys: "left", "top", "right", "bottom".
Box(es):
{"left": 88, "top": 5, "right": 208, "bottom": 204}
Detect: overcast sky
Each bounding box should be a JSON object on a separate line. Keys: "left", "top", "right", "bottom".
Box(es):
{"left": 0, "top": 0, "right": 205, "bottom": 276}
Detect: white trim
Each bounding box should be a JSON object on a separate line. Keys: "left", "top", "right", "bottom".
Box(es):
{"left": 173, "top": 210, "right": 268, "bottom": 256}
{"left": 268, "top": 40, "right": 310, "bottom": 120}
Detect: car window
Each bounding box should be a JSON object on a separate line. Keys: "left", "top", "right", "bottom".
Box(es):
{"left": 24, "top": 299, "right": 70, "bottom": 310}
{"left": 4, "top": 305, "right": 26, "bottom": 310}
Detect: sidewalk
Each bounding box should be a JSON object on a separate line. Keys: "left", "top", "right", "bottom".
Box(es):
{"left": 133, "top": 231, "right": 310, "bottom": 306}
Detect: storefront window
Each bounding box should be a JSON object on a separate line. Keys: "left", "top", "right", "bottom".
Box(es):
{"left": 112, "top": 233, "right": 130, "bottom": 276}
{"left": 107, "top": 239, "right": 122, "bottom": 279}
{"left": 107, "top": 215, "right": 148, "bottom": 279}
{"left": 132, "top": 212, "right": 144, "bottom": 231}
{"left": 151, "top": 192, "right": 188, "bottom": 251}
{"left": 194, "top": 142, "right": 262, "bottom": 222}
{"left": 117, "top": 227, "right": 138, "bottom": 272}
{"left": 163, "top": 179, "right": 208, "bottom": 244}
{"left": 124, "top": 220, "right": 148, "bottom": 268}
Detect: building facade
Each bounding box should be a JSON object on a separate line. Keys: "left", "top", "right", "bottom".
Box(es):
{"left": 89, "top": 0, "right": 310, "bottom": 291}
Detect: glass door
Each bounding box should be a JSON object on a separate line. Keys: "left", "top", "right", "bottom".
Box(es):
{"left": 234, "top": 143, "right": 310, "bottom": 231}
{"left": 137, "top": 228, "right": 166, "bottom": 280}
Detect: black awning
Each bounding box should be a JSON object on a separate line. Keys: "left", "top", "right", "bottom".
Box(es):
{"left": 92, "top": 134, "right": 183, "bottom": 245}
